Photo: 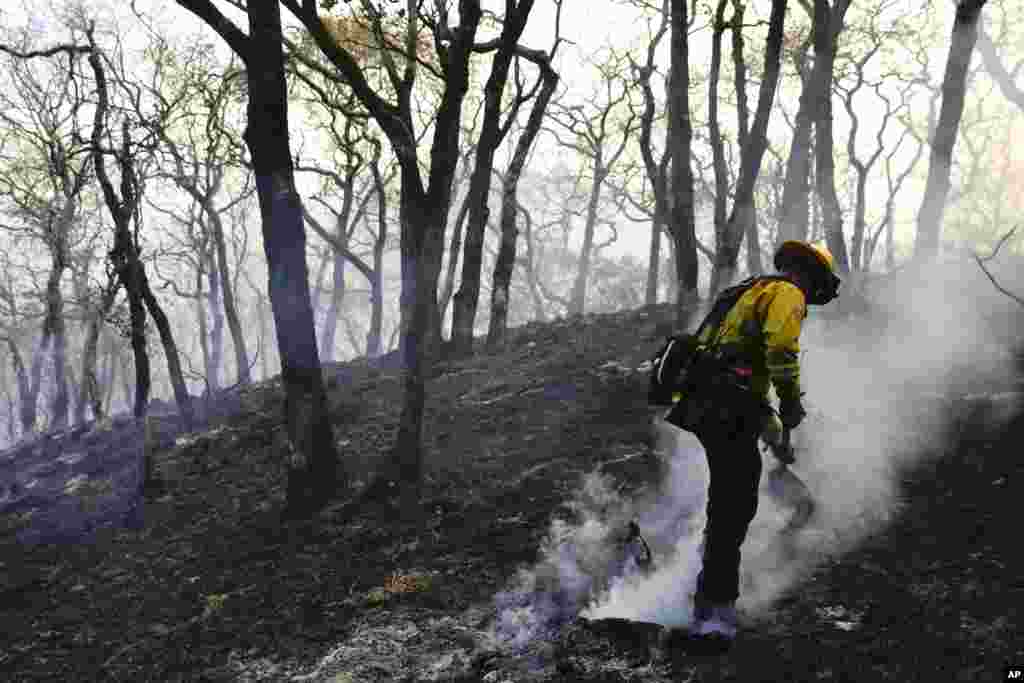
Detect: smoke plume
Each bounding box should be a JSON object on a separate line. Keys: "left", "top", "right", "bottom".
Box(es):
{"left": 493, "top": 258, "right": 1023, "bottom": 643}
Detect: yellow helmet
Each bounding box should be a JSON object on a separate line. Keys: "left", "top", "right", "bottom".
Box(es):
{"left": 774, "top": 240, "right": 840, "bottom": 305}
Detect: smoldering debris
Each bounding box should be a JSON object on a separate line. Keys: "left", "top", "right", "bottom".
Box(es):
{"left": 274, "top": 259, "right": 1024, "bottom": 681}
{"left": 496, "top": 259, "right": 1024, "bottom": 643}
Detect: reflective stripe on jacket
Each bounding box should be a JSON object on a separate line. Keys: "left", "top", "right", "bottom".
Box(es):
{"left": 697, "top": 278, "right": 807, "bottom": 400}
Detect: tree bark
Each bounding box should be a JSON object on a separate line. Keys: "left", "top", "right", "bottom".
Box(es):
{"left": 438, "top": 192, "right": 471, "bottom": 326}
{"left": 205, "top": 242, "right": 224, "bottom": 392}
{"left": 255, "top": 287, "right": 270, "bottom": 380}
{"left": 208, "top": 209, "right": 250, "bottom": 384}
{"left": 139, "top": 273, "right": 193, "bottom": 423}
{"left": 41, "top": 191, "right": 77, "bottom": 430}
{"left": 45, "top": 250, "right": 70, "bottom": 430}
{"left": 320, "top": 228, "right": 349, "bottom": 363}
{"left": 386, "top": 1, "right": 484, "bottom": 495}
{"left": 119, "top": 255, "right": 151, "bottom": 419}
{"left": 244, "top": 1, "right": 341, "bottom": 515}
{"left": 520, "top": 203, "right": 548, "bottom": 321}
{"left": 319, "top": 184, "right": 355, "bottom": 363}
{"left": 632, "top": 2, "right": 671, "bottom": 308}
{"left": 2, "top": 354, "right": 13, "bottom": 442}
{"left": 710, "top": 0, "right": 787, "bottom": 296}
{"left": 310, "top": 246, "right": 330, "bottom": 317}
{"left": 6, "top": 339, "right": 34, "bottom": 434}
{"left": 78, "top": 275, "right": 119, "bottom": 423}
{"left": 667, "top": 0, "right": 700, "bottom": 321}
{"left": 487, "top": 58, "right": 558, "bottom": 348}
{"left": 812, "top": 0, "right": 851, "bottom": 274}
{"left": 731, "top": 1, "right": 761, "bottom": 276}
{"left": 915, "top": 0, "right": 988, "bottom": 261}
{"left": 194, "top": 264, "right": 212, "bottom": 388}
{"left": 451, "top": 0, "right": 536, "bottom": 355}
{"left": 86, "top": 37, "right": 196, "bottom": 429}
{"left": 708, "top": 0, "right": 730, "bottom": 277}
{"left": 366, "top": 146, "right": 387, "bottom": 358}
{"left": 117, "top": 345, "right": 132, "bottom": 415}
{"left": 841, "top": 44, "right": 888, "bottom": 272}
{"left": 645, "top": 218, "right": 662, "bottom": 305}
{"left": 277, "top": 0, "right": 485, "bottom": 501}
{"left": 777, "top": 36, "right": 814, "bottom": 247}
{"left": 569, "top": 167, "right": 606, "bottom": 316}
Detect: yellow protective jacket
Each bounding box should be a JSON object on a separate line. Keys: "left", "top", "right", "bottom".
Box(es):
{"left": 697, "top": 278, "right": 807, "bottom": 401}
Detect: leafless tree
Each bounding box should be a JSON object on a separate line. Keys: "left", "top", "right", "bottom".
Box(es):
{"left": 915, "top": 0, "right": 989, "bottom": 260}
{"left": 0, "top": 36, "right": 93, "bottom": 431}
{"left": 709, "top": 0, "right": 788, "bottom": 295}
{"left": 976, "top": 17, "right": 1024, "bottom": 115}
{"left": 809, "top": 0, "right": 853, "bottom": 273}
{"left": 246, "top": 0, "right": 488, "bottom": 501}
{"left": 172, "top": 0, "right": 343, "bottom": 517}
{"left": 137, "top": 33, "right": 254, "bottom": 387}
{"left": 84, "top": 25, "right": 195, "bottom": 428}
{"left": 546, "top": 50, "right": 638, "bottom": 316}
{"left": 666, "top": 0, "right": 700, "bottom": 318}
{"left": 627, "top": 0, "right": 670, "bottom": 306}
{"left": 487, "top": 38, "right": 561, "bottom": 349}
{"left": 450, "top": 0, "right": 542, "bottom": 356}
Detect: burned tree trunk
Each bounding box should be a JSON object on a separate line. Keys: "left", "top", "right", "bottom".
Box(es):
{"left": 42, "top": 193, "right": 78, "bottom": 430}
{"left": 87, "top": 38, "right": 194, "bottom": 429}
{"left": 520, "top": 203, "right": 547, "bottom": 321}
{"left": 269, "top": 0, "right": 485, "bottom": 500}
{"left": 812, "top": 0, "right": 851, "bottom": 273}
{"left": 438, "top": 195, "right": 470, "bottom": 329}
{"left": 45, "top": 252, "right": 70, "bottom": 430}
{"left": 487, "top": 56, "right": 558, "bottom": 349}
{"left": 6, "top": 340, "right": 35, "bottom": 435}
{"left": 77, "top": 274, "right": 119, "bottom": 424}
{"left": 319, "top": 184, "right": 355, "bottom": 364}
{"left": 110, "top": 245, "right": 150, "bottom": 419}
{"left": 139, "top": 276, "right": 192, "bottom": 419}
{"left": 667, "top": 0, "right": 699, "bottom": 321}
{"left": 569, "top": 167, "right": 606, "bottom": 317}
{"left": 777, "top": 36, "right": 814, "bottom": 247}
{"left": 168, "top": 182, "right": 251, "bottom": 387}
{"left": 730, "top": 1, "right": 762, "bottom": 276}
{"left": 708, "top": 0, "right": 730, "bottom": 278}
{"left": 244, "top": 1, "right": 341, "bottom": 515}
{"left": 451, "top": 0, "right": 536, "bottom": 356}
{"left": 205, "top": 242, "right": 224, "bottom": 392}
{"left": 631, "top": 1, "right": 670, "bottom": 308}
{"left": 709, "top": 0, "right": 787, "bottom": 296}
{"left": 367, "top": 143, "right": 387, "bottom": 359}
{"left": 915, "top": 0, "right": 988, "bottom": 260}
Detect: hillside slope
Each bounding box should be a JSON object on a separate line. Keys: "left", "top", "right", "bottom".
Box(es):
{"left": 0, "top": 302, "right": 1021, "bottom": 682}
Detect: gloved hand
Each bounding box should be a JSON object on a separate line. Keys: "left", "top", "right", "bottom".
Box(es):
{"left": 778, "top": 393, "right": 806, "bottom": 430}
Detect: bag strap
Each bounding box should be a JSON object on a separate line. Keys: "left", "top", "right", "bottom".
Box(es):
{"left": 693, "top": 275, "right": 798, "bottom": 345}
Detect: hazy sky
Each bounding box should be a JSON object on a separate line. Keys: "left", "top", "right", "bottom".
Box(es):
{"left": 1, "top": 0, "right": 1013, "bottom": 265}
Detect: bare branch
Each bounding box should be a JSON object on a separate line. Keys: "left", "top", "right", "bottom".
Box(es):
{"left": 972, "top": 227, "right": 1024, "bottom": 307}
{"left": 0, "top": 43, "right": 90, "bottom": 59}
{"left": 301, "top": 207, "right": 375, "bottom": 283}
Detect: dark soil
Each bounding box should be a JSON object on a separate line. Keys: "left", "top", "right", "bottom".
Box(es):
{"left": 0, "top": 303, "right": 1021, "bottom": 682}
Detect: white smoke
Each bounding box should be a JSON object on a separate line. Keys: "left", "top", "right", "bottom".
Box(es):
{"left": 493, "top": 258, "right": 1023, "bottom": 643}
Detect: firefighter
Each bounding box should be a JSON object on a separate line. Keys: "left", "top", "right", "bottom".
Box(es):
{"left": 675, "top": 240, "right": 840, "bottom": 652}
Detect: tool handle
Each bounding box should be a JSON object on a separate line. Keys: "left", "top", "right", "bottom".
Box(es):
{"left": 775, "top": 426, "right": 795, "bottom": 465}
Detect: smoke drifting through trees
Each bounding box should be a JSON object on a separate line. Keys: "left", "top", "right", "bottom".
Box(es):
{"left": 0, "top": 1, "right": 1021, "bottom": 518}
{"left": 496, "top": 260, "right": 1022, "bottom": 638}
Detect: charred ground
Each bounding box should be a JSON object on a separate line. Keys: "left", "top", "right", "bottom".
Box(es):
{"left": 0, "top": 302, "right": 1021, "bottom": 682}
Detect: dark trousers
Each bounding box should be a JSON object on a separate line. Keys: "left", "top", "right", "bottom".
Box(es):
{"left": 693, "top": 412, "right": 762, "bottom": 604}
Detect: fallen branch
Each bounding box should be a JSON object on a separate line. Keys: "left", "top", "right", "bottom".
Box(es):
{"left": 972, "top": 226, "right": 1024, "bottom": 307}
